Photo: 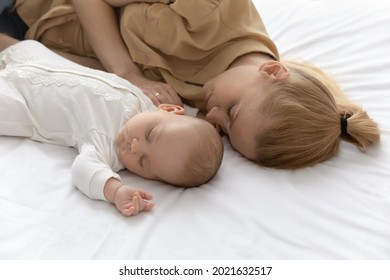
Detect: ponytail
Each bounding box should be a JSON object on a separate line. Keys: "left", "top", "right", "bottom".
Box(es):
{"left": 339, "top": 110, "right": 380, "bottom": 152}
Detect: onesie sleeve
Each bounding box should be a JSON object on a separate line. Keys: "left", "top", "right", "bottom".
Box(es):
{"left": 71, "top": 144, "right": 121, "bottom": 201}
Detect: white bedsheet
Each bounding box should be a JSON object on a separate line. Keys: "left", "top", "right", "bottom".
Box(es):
{"left": 1, "top": 0, "right": 389, "bottom": 259}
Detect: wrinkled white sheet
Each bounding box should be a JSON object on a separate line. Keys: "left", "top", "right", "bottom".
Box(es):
{"left": 1, "top": 0, "right": 389, "bottom": 259}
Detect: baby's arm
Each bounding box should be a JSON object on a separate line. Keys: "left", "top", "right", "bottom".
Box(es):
{"left": 104, "top": 178, "right": 154, "bottom": 217}
{"left": 72, "top": 144, "right": 154, "bottom": 217}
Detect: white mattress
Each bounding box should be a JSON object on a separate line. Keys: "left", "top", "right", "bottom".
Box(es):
{"left": 1, "top": 0, "right": 389, "bottom": 259}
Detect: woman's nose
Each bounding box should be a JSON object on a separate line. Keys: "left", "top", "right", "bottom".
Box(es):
{"left": 206, "top": 106, "right": 220, "bottom": 122}
{"left": 206, "top": 106, "right": 228, "bottom": 130}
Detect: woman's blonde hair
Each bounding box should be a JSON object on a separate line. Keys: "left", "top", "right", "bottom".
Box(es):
{"left": 255, "top": 60, "right": 380, "bottom": 169}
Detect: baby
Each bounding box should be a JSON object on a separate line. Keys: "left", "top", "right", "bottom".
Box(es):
{"left": 0, "top": 38, "right": 224, "bottom": 217}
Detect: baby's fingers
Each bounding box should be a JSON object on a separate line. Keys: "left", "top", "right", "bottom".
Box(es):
{"left": 118, "top": 191, "right": 154, "bottom": 217}
{"left": 133, "top": 192, "right": 154, "bottom": 213}
{"left": 138, "top": 190, "right": 153, "bottom": 201}
{"left": 132, "top": 194, "right": 141, "bottom": 215}
{"left": 134, "top": 192, "right": 155, "bottom": 212}
{"left": 121, "top": 205, "right": 135, "bottom": 217}
{"left": 143, "top": 201, "right": 155, "bottom": 211}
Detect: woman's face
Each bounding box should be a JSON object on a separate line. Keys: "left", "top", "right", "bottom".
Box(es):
{"left": 203, "top": 64, "right": 269, "bottom": 160}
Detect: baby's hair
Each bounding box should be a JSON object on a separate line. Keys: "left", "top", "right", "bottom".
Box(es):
{"left": 254, "top": 59, "right": 380, "bottom": 169}
{"left": 177, "top": 117, "right": 223, "bottom": 187}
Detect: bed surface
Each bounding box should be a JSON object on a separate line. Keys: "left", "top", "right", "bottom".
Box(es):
{"left": 1, "top": 0, "right": 390, "bottom": 259}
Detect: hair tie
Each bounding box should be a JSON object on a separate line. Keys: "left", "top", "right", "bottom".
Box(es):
{"left": 340, "top": 117, "right": 348, "bottom": 136}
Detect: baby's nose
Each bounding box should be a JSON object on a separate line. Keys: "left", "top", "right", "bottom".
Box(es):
{"left": 130, "top": 138, "right": 140, "bottom": 154}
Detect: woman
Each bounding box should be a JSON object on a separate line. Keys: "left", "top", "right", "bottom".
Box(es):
{"left": 8, "top": 0, "right": 380, "bottom": 168}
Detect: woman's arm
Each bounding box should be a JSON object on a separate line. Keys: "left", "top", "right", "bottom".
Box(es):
{"left": 52, "top": 48, "right": 106, "bottom": 70}
{"left": 0, "top": 33, "right": 19, "bottom": 51}
{"left": 71, "top": 0, "right": 182, "bottom": 106}
{"left": 71, "top": 0, "right": 142, "bottom": 80}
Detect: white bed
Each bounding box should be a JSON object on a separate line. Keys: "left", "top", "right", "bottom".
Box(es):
{"left": 1, "top": 0, "right": 389, "bottom": 259}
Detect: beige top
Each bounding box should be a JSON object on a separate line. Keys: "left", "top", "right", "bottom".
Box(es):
{"left": 16, "top": 0, "right": 279, "bottom": 109}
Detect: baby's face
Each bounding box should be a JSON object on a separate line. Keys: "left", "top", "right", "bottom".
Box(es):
{"left": 116, "top": 110, "right": 199, "bottom": 185}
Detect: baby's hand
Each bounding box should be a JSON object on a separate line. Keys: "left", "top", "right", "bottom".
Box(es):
{"left": 113, "top": 185, "right": 154, "bottom": 217}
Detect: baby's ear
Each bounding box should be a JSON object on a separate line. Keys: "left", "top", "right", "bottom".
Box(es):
{"left": 260, "top": 61, "right": 289, "bottom": 80}
{"left": 158, "top": 104, "right": 185, "bottom": 115}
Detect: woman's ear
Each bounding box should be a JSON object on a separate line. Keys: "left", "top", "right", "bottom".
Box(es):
{"left": 260, "top": 61, "right": 290, "bottom": 80}
{"left": 158, "top": 104, "right": 185, "bottom": 115}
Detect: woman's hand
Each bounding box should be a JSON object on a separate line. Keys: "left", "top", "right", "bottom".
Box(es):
{"left": 128, "top": 75, "right": 183, "bottom": 107}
